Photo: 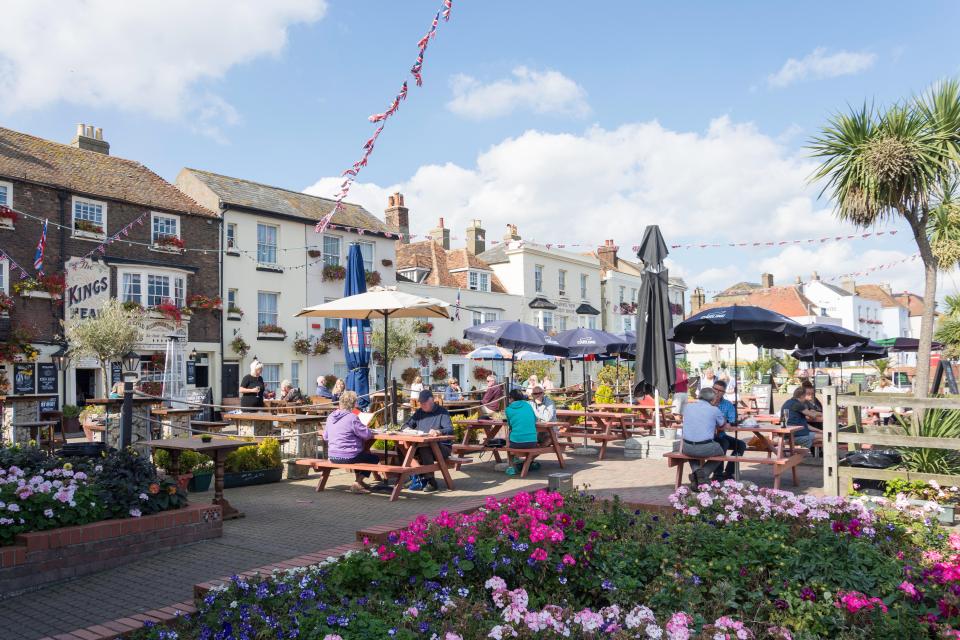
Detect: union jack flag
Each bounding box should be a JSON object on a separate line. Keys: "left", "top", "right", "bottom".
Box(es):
{"left": 33, "top": 218, "right": 47, "bottom": 275}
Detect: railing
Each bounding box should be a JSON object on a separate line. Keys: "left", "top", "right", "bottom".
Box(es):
{"left": 822, "top": 386, "right": 960, "bottom": 496}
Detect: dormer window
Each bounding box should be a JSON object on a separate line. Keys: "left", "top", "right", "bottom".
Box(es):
{"left": 469, "top": 270, "right": 490, "bottom": 292}
{"left": 400, "top": 267, "right": 430, "bottom": 284}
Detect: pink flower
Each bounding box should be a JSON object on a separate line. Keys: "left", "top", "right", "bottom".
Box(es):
{"left": 404, "top": 606, "right": 419, "bottom": 618}
{"left": 562, "top": 554, "right": 576, "bottom": 566}
{"left": 899, "top": 581, "right": 921, "bottom": 600}
{"left": 529, "top": 547, "right": 548, "bottom": 562}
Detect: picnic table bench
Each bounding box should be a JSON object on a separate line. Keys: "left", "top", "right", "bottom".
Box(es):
{"left": 453, "top": 419, "right": 567, "bottom": 478}
{"left": 295, "top": 431, "right": 456, "bottom": 501}
{"left": 555, "top": 409, "right": 631, "bottom": 459}
{"left": 664, "top": 425, "right": 807, "bottom": 490}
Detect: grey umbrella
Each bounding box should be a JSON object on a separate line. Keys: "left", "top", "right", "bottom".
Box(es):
{"left": 633, "top": 225, "right": 676, "bottom": 437}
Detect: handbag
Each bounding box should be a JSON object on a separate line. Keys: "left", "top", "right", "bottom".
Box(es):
{"left": 486, "top": 438, "right": 507, "bottom": 448}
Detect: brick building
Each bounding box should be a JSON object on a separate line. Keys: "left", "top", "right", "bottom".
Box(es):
{"left": 0, "top": 125, "right": 220, "bottom": 408}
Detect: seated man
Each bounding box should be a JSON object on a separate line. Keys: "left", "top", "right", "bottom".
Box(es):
{"left": 781, "top": 386, "right": 820, "bottom": 449}
{"left": 681, "top": 388, "right": 727, "bottom": 487}
{"left": 315, "top": 375, "right": 334, "bottom": 401}
{"left": 279, "top": 379, "right": 306, "bottom": 404}
{"left": 402, "top": 389, "right": 453, "bottom": 493}
{"left": 529, "top": 385, "right": 557, "bottom": 422}
{"left": 711, "top": 380, "right": 746, "bottom": 480}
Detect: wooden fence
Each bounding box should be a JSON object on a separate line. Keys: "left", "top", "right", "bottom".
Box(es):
{"left": 822, "top": 386, "right": 960, "bottom": 496}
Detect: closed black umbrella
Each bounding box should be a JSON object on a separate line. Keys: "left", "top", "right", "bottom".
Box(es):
{"left": 670, "top": 305, "right": 807, "bottom": 423}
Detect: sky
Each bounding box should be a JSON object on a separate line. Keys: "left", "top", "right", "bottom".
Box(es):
{"left": 3, "top": 0, "right": 960, "bottom": 299}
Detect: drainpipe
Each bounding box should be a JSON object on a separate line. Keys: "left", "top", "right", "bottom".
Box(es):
{"left": 218, "top": 200, "right": 226, "bottom": 405}
{"left": 57, "top": 191, "right": 68, "bottom": 406}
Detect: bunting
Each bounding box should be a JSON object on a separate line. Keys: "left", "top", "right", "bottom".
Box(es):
{"left": 666, "top": 230, "right": 898, "bottom": 251}
{"left": 315, "top": 0, "right": 454, "bottom": 235}
{"left": 0, "top": 249, "right": 31, "bottom": 281}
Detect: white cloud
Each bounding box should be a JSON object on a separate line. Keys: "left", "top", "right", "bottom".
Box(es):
{"left": 752, "top": 244, "right": 922, "bottom": 293}
{"left": 447, "top": 66, "right": 590, "bottom": 119}
{"left": 0, "top": 0, "right": 327, "bottom": 138}
{"left": 767, "top": 47, "right": 876, "bottom": 88}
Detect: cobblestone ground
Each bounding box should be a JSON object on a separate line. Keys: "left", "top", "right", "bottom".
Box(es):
{"left": 0, "top": 449, "right": 824, "bottom": 639}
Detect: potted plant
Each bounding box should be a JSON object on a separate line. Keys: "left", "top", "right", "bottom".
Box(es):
{"left": 320, "top": 327, "right": 342, "bottom": 345}
{"left": 227, "top": 304, "right": 244, "bottom": 320}
{"left": 13, "top": 274, "right": 66, "bottom": 300}
{"left": 0, "top": 206, "right": 17, "bottom": 229}
{"left": 151, "top": 299, "right": 189, "bottom": 325}
{"left": 0, "top": 293, "right": 13, "bottom": 315}
{"left": 415, "top": 321, "right": 434, "bottom": 334}
{"left": 441, "top": 338, "right": 472, "bottom": 355}
{"left": 223, "top": 437, "right": 283, "bottom": 488}
{"left": 258, "top": 323, "right": 287, "bottom": 339}
{"left": 153, "top": 449, "right": 214, "bottom": 492}
{"left": 74, "top": 218, "right": 105, "bottom": 237}
{"left": 365, "top": 270, "right": 382, "bottom": 287}
{"left": 61, "top": 405, "right": 82, "bottom": 433}
{"left": 312, "top": 340, "right": 330, "bottom": 356}
{"left": 307, "top": 249, "right": 322, "bottom": 259}
{"left": 154, "top": 235, "right": 185, "bottom": 252}
{"left": 230, "top": 334, "right": 250, "bottom": 358}
{"left": 322, "top": 264, "right": 346, "bottom": 281}
{"left": 431, "top": 365, "right": 448, "bottom": 382}
{"left": 186, "top": 294, "right": 222, "bottom": 311}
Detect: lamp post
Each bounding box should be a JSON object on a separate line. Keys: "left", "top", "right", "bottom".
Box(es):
{"left": 120, "top": 350, "right": 141, "bottom": 449}
{"left": 51, "top": 342, "right": 70, "bottom": 410}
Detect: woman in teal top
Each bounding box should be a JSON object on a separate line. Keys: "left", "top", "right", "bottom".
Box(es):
{"left": 505, "top": 389, "right": 538, "bottom": 448}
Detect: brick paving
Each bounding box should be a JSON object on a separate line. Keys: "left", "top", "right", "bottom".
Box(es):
{"left": 0, "top": 448, "right": 825, "bottom": 640}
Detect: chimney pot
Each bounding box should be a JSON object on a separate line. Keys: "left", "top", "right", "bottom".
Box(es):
{"left": 76, "top": 123, "right": 85, "bottom": 136}
{"left": 385, "top": 192, "right": 409, "bottom": 244}
{"left": 94, "top": 127, "right": 103, "bottom": 140}
{"left": 841, "top": 278, "right": 856, "bottom": 294}
{"left": 70, "top": 123, "right": 110, "bottom": 154}
{"left": 438, "top": 217, "right": 444, "bottom": 228}
{"left": 811, "top": 271, "right": 820, "bottom": 281}
{"left": 795, "top": 276, "right": 802, "bottom": 284}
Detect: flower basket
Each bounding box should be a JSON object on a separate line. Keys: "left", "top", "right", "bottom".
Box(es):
{"left": 0, "top": 293, "right": 14, "bottom": 315}
{"left": 322, "top": 264, "right": 346, "bottom": 281}
{"left": 154, "top": 235, "right": 185, "bottom": 252}
{"left": 473, "top": 366, "right": 493, "bottom": 382}
{"left": 227, "top": 305, "right": 243, "bottom": 320}
{"left": 186, "top": 294, "right": 222, "bottom": 312}
{"left": 73, "top": 219, "right": 105, "bottom": 237}
{"left": 293, "top": 333, "right": 313, "bottom": 355}
{"left": 415, "top": 321, "right": 434, "bottom": 334}
{"left": 258, "top": 324, "right": 287, "bottom": 339}
{"left": 431, "top": 366, "right": 448, "bottom": 381}
{"left": 307, "top": 249, "right": 322, "bottom": 259}
{"left": 312, "top": 340, "right": 330, "bottom": 356}
{"left": 320, "top": 328, "right": 342, "bottom": 346}
{"left": 231, "top": 335, "right": 250, "bottom": 357}
{"left": 381, "top": 258, "right": 393, "bottom": 267}
{"left": 151, "top": 300, "right": 188, "bottom": 325}
{"left": 441, "top": 338, "right": 472, "bottom": 354}
{"left": 365, "top": 270, "right": 382, "bottom": 287}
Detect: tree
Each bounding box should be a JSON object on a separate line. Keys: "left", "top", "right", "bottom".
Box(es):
{"left": 66, "top": 299, "right": 145, "bottom": 389}
{"left": 777, "top": 354, "right": 801, "bottom": 385}
{"left": 935, "top": 293, "right": 960, "bottom": 359}
{"left": 871, "top": 358, "right": 891, "bottom": 388}
{"left": 514, "top": 360, "right": 554, "bottom": 385}
{"left": 371, "top": 319, "right": 416, "bottom": 365}
{"left": 809, "top": 80, "right": 960, "bottom": 398}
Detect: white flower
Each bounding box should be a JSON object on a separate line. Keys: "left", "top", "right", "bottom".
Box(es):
{"left": 44, "top": 509, "right": 54, "bottom": 518}
{"left": 646, "top": 624, "right": 664, "bottom": 639}
{"left": 139, "top": 493, "right": 149, "bottom": 501}
{"left": 129, "top": 508, "right": 142, "bottom": 518}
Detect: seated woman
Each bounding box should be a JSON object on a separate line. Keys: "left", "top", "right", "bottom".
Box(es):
{"left": 109, "top": 381, "right": 125, "bottom": 399}
{"left": 505, "top": 388, "right": 542, "bottom": 475}
{"left": 331, "top": 379, "right": 346, "bottom": 402}
{"left": 323, "top": 391, "right": 381, "bottom": 494}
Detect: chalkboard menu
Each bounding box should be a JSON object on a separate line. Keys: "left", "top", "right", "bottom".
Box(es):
{"left": 814, "top": 374, "right": 831, "bottom": 388}
{"left": 752, "top": 384, "right": 773, "bottom": 413}
{"left": 36, "top": 363, "right": 58, "bottom": 394}
{"left": 946, "top": 363, "right": 958, "bottom": 395}
{"left": 111, "top": 361, "right": 123, "bottom": 387}
{"left": 39, "top": 396, "right": 58, "bottom": 411}
{"left": 849, "top": 373, "right": 867, "bottom": 387}
{"left": 186, "top": 361, "right": 196, "bottom": 385}
{"left": 13, "top": 363, "right": 35, "bottom": 394}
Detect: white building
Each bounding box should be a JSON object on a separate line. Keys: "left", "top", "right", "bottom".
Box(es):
{"left": 477, "top": 225, "right": 605, "bottom": 333}
{"left": 802, "top": 277, "right": 886, "bottom": 341}
{"left": 854, "top": 284, "right": 910, "bottom": 340}
{"left": 176, "top": 169, "right": 396, "bottom": 399}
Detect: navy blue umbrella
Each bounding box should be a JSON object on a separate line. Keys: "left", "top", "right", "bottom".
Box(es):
{"left": 342, "top": 244, "right": 372, "bottom": 409}
{"left": 795, "top": 323, "right": 869, "bottom": 350}
{"left": 792, "top": 341, "right": 888, "bottom": 363}
{"left": 464, "top": 320, "right": 567, "bottom": 381}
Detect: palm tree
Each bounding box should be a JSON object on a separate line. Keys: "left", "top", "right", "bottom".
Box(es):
{"left": 809, "top": 81, "right": 960, "bottom": 398}
{"left": 870, "top": 358, "right": 891, "bottom": 388}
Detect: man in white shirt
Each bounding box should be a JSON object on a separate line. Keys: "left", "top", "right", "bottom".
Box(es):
{"left": 529, "top": 386, "right": 556, "bottom": 422}
{"left": 699, "top": 368, "right": 717, "bottom": 394}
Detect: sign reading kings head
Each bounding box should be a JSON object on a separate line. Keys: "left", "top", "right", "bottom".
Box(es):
{"left": 65, "top": 257, "right": 111, "bottom": 319}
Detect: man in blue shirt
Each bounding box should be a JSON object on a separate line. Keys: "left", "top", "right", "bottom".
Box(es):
{"left": 711, "top": 380, "right": 746, "bottom": 480}
{"left": 781, "top": 386, "right": 818, "bottom": 449}
{"left": 681, "top": 388, "right": 726, "bottom": 487}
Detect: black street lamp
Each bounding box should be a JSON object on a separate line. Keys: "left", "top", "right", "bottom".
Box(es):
{"left": 51, "top": 342, "right": 70, "bottom": 411}
{"left": 120, "top": 350, "right": 141, "bottom": 449}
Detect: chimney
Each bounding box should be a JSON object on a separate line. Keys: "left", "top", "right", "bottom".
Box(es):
{"left": 503, "top": 224, "right": 520, "bottom": 242}
{"left": 430, "top": 217, "right": 450, "bottom": 250}
{"left": 690, "top": 287, "right": 706, "bottom": 314}
{"left": 384, "top": 192, "right": 409, "bottom": 244}
{"left": 881, "top": 283, "right": 892, "bottom": 295}
{"left": 841, "top": 278, "right": 856, "bottom": 294}
{"left": 760, "top": 272, "right": 774, "bottom": 288}
{"left": 810, "top": 271, "right": 820, "bottom": 281}
{"left": 795, "top": 276, "right": 802, "bottom": 284}
{"left": 70, "top": 122, "right": 110, "bottom": 154}
{"left": 466, "top": 219, "right": 485, "bottom": 255}
{"left": 597, "top": 239, "right": 619, "bottom": 271}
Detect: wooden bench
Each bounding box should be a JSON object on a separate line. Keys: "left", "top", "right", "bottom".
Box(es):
{"left": 663, "top": 451, "right": 803, "bottom": 490}
{"left": 295, "top": 456, "right": 469, "bottom": 501}
{"left": 558, "top": 429, "right": 620, "bottom": 459}
{"left": 504, "top": 446, "right": 560, "bottom": 478}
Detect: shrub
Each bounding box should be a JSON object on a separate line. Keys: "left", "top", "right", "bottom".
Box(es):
{"left": 152, "top": 449, "right": 212, "bottom": 474}
{"left": 94, "top": 448, "right": 187, "bottom": 519}
{"left": 400, "top": 367, "right": 420, "bottom": 385}
{"left": 594, "top": 383, "right": 615, "bottom": 405}
{"left": 0, "top": 464, "right": 102, "bottom": 545}
{"left": 223, "top": 438, "right": 282, "bottom": 473}
{"left": 364, "top": 270, "right": 382, "bottom": 287}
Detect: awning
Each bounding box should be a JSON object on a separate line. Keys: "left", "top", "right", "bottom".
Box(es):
{"left": 575, "top": 302, "right": 600, "bottom": 315}
{"left": 528, "top": 297, "right": 557, "bottom": 310}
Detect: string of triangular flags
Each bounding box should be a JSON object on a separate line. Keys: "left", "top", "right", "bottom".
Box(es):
{"left": 315, "top": 0, "right": 453, "bottom": 235}
{"left": 0, "top": 248, "right": 32, "bottom": 281}
{"left": 665, "top": 230, "right": 899, "bottom": 250}
{"left": 69, "top": 211, "right": 149, "bottom": 271}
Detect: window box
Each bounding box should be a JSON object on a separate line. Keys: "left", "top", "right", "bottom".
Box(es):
{"left": 152, "top": 236, "right": 185, "bottom": 253}
{"left": 0, "top": 211, "right": 14, "bottom": 230}
{"left": 226, "top": 247, "right": 240, "bottom": 256}
{"left": 20, "top": 290, "right": 53, "bottom": 300}
{"left": 258, "top": 324, "right": 287, "bottom": 340}
{"left": 227, "top": 307, "right": 243, "bottom": 321}
{"left": 72, "top": 227, "right": 106, "bottom": 241}
{"left": 322, "top": 264, "right": 346, "bottom": 281}
{"left": 256, "top": 263, "right": 284, "bottom": 273}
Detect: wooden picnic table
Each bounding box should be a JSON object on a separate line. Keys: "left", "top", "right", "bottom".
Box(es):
{"left": 555, "top": 409, "right": 628, "bottom": 459}
{"left": 146, "top": 437, "right": 250, "bottom": 520}
{"left": 454, "top": 419, "right": 567, "bottom": 471}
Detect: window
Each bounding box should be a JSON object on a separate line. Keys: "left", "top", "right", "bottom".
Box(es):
{"left": 227, "top": 289, "right": 237, "bottom": 310}
{"left": 147, "top": 275, "right": 171, "bottom": 307}
{"left": 226, "top": 223, "right": 238, "bottom": 250}
{"left": 261, "top": 364, "right": 281, "bottom": 395}
{"left": 472, "top": 311, "right": 483, "bottom": 327}
{"left": 72, "top": 196, "right": 106, "bottom": 236}
{"left": 580, "top": 274, "right": 588, "bottom": 299}
{"left": 258, "top": 292, "right": 279, "bottom": 328}
{"left": 0, "top": 180, "right": 12, "bottom": 208}
{"left": 468, "top": 270, "right": 490, "bottom": 292}
{"left": 540, "top": 311, "right": 554, "bottom": 333}
{"left": 121, "top": 273, "right": 141, "bottom": 303}
{"left": 587, "top": 315, "right": 597, "bottom": 330}
{"left": 257, "top": 223, "right": 278, "bottom": 265}
{"left": 151, "top": 213, "right": 180, "bottom": 244}
{"left": 473, "top": 310, "right": 499, "bottom": 326}
{"left": 358, "top": 241, "right": 375, "bottom": 272}
{"left": 558, "top": 315, "right": 568, "bottom": 331}
{"left": 558, "top": 270, "right": 567, "bottom": 296}
{"left": 291, "top": 361, "right": 301, "bottom": 390}
{"left": 622, "top": 315, "right": 635, "bottom": 332}
{"left": 0, "top": 259, "right": 7, "bottom": 296}
{"left": 324, "top": 298, "right": 339, "bottom": 330}
{"left": 534, "top": 265, "right": 543, "bottom": 293}
{"left": 322, "top": 235, "right": 341, "bottom": 267}
{"left": 631, "top": 288, "right": 637, "bottom": 303}
{"left": 619, "top": 286, "right": 625, "bottom": 304}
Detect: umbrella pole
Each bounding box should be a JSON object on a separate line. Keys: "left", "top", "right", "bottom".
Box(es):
{"left": 615, "top": 356, "right": 620, "bottom": 398}
{"left": 583, "top": 358, "right": 589, "bottom": 448}
{"left": 733, "top": 340, "right": 739, "bottom": 425}
{"left": 384, "top": 311, "right": 394, "bottom": 425}
{"left": 655, "top": 388, "right": 661, "bottom": 438}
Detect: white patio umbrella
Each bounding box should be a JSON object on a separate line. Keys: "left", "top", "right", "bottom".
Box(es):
{"left": 295, "top": 288, "right": 450, "bottom": 423}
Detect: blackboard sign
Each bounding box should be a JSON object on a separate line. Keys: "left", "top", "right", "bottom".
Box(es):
{"left": 186, "top": 361, "right": 196, "bottom": 385}
{"left": 849, "top": 373, "right": 867, "bottom": 387}
{"left": 37, "top": 363, "right": 58, "bottom": 394}
{"left": 752, "top": 384, "right": 773, "bottom": 413}
{"left": 39, "top": 396, "right": 58, "bottom": 411}
{"left": 13, "top": 363, "right": 35, "bottom": 394}
{"left": 111, "top": 361, "right": 123, "bottom": 387}
{"left": 760, "top": 374, "right": 772, "bottom": 385}
{"left": 188, "top": 387, "right": 211, "bottom": 421}
{"left": 814, "top": 374, "right": 831, "bottom": 388}
{"left": 946, "top": 363, "right": 959, "bottom": 395}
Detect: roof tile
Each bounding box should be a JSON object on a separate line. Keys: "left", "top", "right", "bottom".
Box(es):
{"left": 701, "top": 285, "right": 817, "bottom": 318}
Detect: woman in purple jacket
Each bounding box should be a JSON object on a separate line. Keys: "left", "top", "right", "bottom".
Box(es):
{"left": 323, "top": 391, "right": 380, "bottom": 493}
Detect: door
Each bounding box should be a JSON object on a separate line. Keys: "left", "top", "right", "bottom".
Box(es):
{"left": 222, "top": 363, "right": 240, "bottom": 399}
{"left": 75, "top": 369, "right": 97, "bottom": 406}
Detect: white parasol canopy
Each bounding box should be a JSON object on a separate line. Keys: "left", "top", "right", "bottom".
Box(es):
{"left": 295, "top": 288, "right": 450, "bottom": 320}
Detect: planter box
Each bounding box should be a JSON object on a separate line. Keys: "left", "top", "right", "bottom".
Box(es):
{"left": 861, "top": 496, "right": 956, "bottom": 525}
{"left": 0, "top": 504, "right": 222, "bottom": 594}
{"left": 0, "top": 219, "right": 14, "bottom": 230}
{"left": 20, "top": 290, "right": 54, "bottom": 300}
{"left": 151, "top": 244, "right": 185, "bottom": 254}
{"left": 226, "top": 247, "right": 240, "bottom": 256}
{"left": 258, "top": 331, "right": 287, "bottom": 340}
{"left": 227, "top": 312, "right": 243, "bottom": 321}
{"left": 223, "top": 466, "right": 282, "bottom": 488}
{"left": 188, "top": 471, "right": 213, "bottom": 492}
{"left": 72, "top": 229, "right": 105, "bottom": 241}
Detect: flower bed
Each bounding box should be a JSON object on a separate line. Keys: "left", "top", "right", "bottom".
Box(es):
{"left": 134, "top": 483, "right": 960, "bottom": 639}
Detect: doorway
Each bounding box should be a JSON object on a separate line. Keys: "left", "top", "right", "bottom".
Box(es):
{"left": 75, "top": 369, "right": 98, "bottom": 406}
{"left": 222, "top": 363, "right": 239, "bottom": 399}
